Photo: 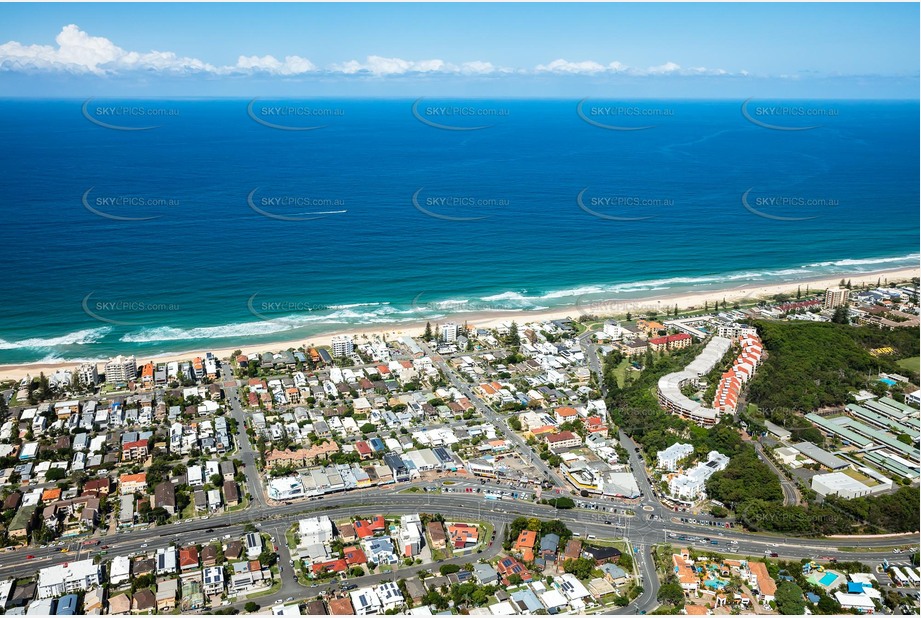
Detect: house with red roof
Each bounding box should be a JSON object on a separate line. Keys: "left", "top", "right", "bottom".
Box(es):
{"left": 353, "top": 516, "right": 386, "bottom": 539}
{"left": 585, "top": 416, "right": 608, "bottom": 433}
{"left": 497, "top": 556, "right": 532, "bottom": 585}
{"left": 179, "top": 546, "right": 199, "bottom": 571}
{"left": 122, "top": 438, "right": 149, "bottom": 461}
{"left": 554, "top": 407, "right": 579, "bottom": 423}
{"left": 514, "top": 530, "right": 538, "bottom": 562}
{"left": 448, "top": 523, "right": 479, "bottom": 549}
{"left": 355, "top": 441, "right": 373, "bottom": 460}
{"left": 312, "top": 559, "right": 348, "bottom": 576}
{"left": 354, "top": 520, "right": 374, "bottom": 539}
{"left": 343, "top": 545, "right": 367, "bottom": 566}
{"left": 544, "top": 431, "right": 582, "bottom": 449}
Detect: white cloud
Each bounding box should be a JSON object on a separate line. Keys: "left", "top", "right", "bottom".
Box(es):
{"left": 0, "top": 25, "right": 741, "bottom": 80}
{"left": 646, "top": 61, "right": 682, "bottom": 75}
{"left": 235, "top": 55, "right": 316, "bottom": 75}
{"left": 535, "top": 58, "right": 736, "bottom": 77}
{"left": 331, "top": 55, "right": 499, "bottom": 76}
{"left": 0, "top": 24, "right": 215, "bottom": 74}
{"left": 536, "top": 59, "right": 610, "bottom": 74}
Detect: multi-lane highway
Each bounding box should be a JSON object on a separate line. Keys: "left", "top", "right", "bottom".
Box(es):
{"left": 4, "top": 485, "right": 913, "bottom": 614}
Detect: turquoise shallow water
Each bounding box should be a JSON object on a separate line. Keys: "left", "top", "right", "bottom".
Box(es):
{"left": 0, "top": 99, "right": 917, "bottom": 363}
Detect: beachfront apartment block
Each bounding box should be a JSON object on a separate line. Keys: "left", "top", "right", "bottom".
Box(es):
{"left": 440, "top": 321, "right": 458, "bottom": 343}
{"left": 331, "top": 335, "right": 354, "bottom": 357}
{"left": 824, "top": 286, "right": 850, "bottom": 309}
{"left": 104, "top": 355, "right": 137, "bottom": 385}
{"left": 602, "top": 320, "right": 623, "bottom": 340}
{"left": 77, "top": 362, "right": 99, "bottom": 386}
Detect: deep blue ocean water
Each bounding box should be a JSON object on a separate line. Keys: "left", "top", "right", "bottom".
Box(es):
{"left": 0, "top": 98, "right": 917, "bottom": 363}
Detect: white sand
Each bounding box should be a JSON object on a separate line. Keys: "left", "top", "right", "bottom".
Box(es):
{"left": 0, "top": 267, "right": 916, "bottom": 383}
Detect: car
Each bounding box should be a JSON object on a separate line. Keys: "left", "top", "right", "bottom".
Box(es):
{"left": 26, "top": 555, "right": 35, "bottom": 559}
{"left": 770, "top": 552, "right": 779, "bottom": 557}
{"left": 141, "top": 543, "right": 148, "bottom": 548}
{"left": 275, "top": 600, "right": 282, "bottom": 604}
{"left": 101, "top": 545, "right": 109, "bottom": 549}
{"left": 286, "top": 597, "right": 293, "bottom": 602}
{"left": 206, "top": 528, "right": 214, "bottom": 533}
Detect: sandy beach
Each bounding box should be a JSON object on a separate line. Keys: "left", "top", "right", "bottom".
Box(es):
{"left": 0, "top": 267, "right": 916, "bottom": 383}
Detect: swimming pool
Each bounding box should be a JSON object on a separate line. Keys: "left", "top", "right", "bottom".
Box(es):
{"left": 879, "top": 378, "right": 897, "bottom": 386}
{"left": 818, "top": 572, "right": 838, "bottom": 586}
{"left": 704, "top": 579, "right": 729, "bottom": 589}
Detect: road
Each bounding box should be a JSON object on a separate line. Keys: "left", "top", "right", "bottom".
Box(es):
{"left": 223, "top": 376, "right": 267, "bottom": 507}
{"left": 753, "top": 439, "right": 802, "bottom": 506}
{"left": 6, "top": 489, "right": 913, "bottom": 612}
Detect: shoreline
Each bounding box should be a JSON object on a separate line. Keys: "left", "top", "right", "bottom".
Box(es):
{"left": 0, "top": 266, "right": 917, "bottom": 383}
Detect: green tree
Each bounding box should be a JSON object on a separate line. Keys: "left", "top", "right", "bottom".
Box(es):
{"left": 656, "top": 580, "right": 685, "bottom": 608}
{"left": 562, "top": 558, "right": 595, "bottom": 580}
{"left": 244, "top": 602, "right": 260, "bottom": 613}
{"left": 775, "top": 581, "right": 806, "bottom": 615}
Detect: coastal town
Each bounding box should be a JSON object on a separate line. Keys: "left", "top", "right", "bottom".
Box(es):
{"left": 0, "top": 279, "right": 918, "bottom": 616}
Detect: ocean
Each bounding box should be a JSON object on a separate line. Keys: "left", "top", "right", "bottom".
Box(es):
{"left": 0, "top": 98, "right": 917, "bottom": 364}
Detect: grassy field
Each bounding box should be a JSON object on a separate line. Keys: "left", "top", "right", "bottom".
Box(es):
{"left": 612, "top": 358, "right": 635, "bottom": 388}
{"left": 897, "top": 356, "right": 920, "bottom": 373}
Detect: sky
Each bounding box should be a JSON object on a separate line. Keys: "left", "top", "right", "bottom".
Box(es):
{"left": 0, "top": 3, "right": 918, "bottom": 98}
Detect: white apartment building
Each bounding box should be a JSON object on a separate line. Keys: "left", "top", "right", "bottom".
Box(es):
{"left": 440, "top": 321, "right": 458, "bottom": 343}
{"left": 657, "top": 442, "right": 694, "bottom": 472}
{"left": 331, "top": 335, "right": 354, "bottom": 357}
{"left": 37, "top": 559, "right": 102, "bottom": 598}
{"left": 716, "top": 324, "right": 758, "bottom": 339}
{"left": 298, "top": 515, "right": 334, "bottom": 546}
{"left": 667, "top": 451, "right": 730, "bottom": 502}
{"left": 602, "top": 320, "right": 623, "bottom": 340}
{"left": 398, "top": 514, "right": 423, "bottom": 557}
{"left": 78, "top": 362, "right": 99, "bottom": 386}
{"left": 104, "top": 355, "right": 137, "bottom": 385}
